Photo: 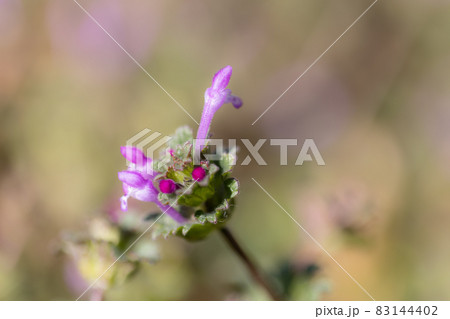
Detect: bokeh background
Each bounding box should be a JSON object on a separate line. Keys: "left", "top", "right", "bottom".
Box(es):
{"left": 1, "top": 0, "right": 450, "bottom": 300}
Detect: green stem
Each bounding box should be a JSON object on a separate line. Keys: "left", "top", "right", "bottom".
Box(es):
{"left": 220, "top": 227, "right": 281, "bottom": 301}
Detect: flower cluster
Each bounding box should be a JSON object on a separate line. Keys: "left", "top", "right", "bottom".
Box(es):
{"left": 118, "top": 66, "right": 241, "bottom": 240}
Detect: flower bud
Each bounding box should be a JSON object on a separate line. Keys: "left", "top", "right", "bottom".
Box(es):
{"left": 192, "top": 167, "right": 206, "bottom": 181}
{"left": 159, "top": 179, "right": 177, "bottom": 194}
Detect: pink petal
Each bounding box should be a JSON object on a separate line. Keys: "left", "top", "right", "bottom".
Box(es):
{"left": 120, "top": 146, "right": 150, "bottom": 165}
{"left": 133, "top": 184, "right": 158, "bottom": 202}
{"left": 120, "top": 196, "right": 128, "bottom": 211}
{"left": 211, "top": 65, "right": 232, "bottom": 91}
{"left": 118, "top": 171, "right": 146, "bottom": 188}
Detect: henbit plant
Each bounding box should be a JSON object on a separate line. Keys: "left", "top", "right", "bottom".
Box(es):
{"left": 117, "top": 65, "right": 280, "bottom": 299}
{"left": 61, "top": 66, "right": 324, "bottom": 301}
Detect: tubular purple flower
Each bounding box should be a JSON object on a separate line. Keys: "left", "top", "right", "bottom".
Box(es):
{"left": 118, "top": 146, "right": 187, "bottom": 223}
{"left": 120, "top": 146, "right": 153, "bottom": 175}
{"left": 118, "top": 171, "right": 147, "bottom": 189}
{"left": 119, "top": 179, "right": 156, "bottom": 210}
{"left": 120, "top": 146, "right": 148, "bottom": 165}
{"left": 195, "top": 66, "right": 242, "bottom": 154}
{"left": 154, "top": 201, "right": 187, "bottom": 224}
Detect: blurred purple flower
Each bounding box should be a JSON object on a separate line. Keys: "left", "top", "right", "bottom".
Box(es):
{"left": 195, "top": 65, "right": 242, "bottom": 154}
{"left": 47, "top": 0, "right": 160, "bottom": 80}
{"left": 118, "top": 146, "right": 186, "bottom": 223}
{"left": 0, "top": 0, "right": 23, "bottom": 40}
{"left": 260, "top": 63, "right": 350, "bottom": 148}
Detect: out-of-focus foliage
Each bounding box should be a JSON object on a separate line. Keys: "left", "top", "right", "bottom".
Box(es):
{"left": 59, "top": 212, "right": 160, "bottom": 300}
{"left": 2, "top": 0, "right": 450, "bottom": 300}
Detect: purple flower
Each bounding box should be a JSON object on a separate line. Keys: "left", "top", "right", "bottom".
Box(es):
{"left": 120, "top": 146, "right": 153, "bottom": 175}
{"left": 159, "top": 179, "right": 177, "bottom": 194}
{"left": 0, "top": 0, "right": 23, "bottom": 40}
{"left": 117, "top": 67, "right": 242, "bottom": 225}
{"left": 192, "top": 167, "right": 206, "bottom": 181}
{"left": 195, "top": 66, "right": 242, "bottom": 154}
{"left": 118, "top": 146, "right": 186, "bottom": 223}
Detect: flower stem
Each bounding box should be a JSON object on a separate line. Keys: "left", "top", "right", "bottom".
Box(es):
{"left": 219, "top": 227, "right": 281, "bottom": 301}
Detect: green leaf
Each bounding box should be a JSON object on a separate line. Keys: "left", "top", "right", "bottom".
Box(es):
{"left": 151, "top": 215, "right": 180, "bottom": 239}
{"left": 224, "top": 178, "right": 239, "bottom": 198}
{"left": 157, "top": 192, "right": 171, "bottom": 205}
{"left": 173, "top": 142, "right": 193, "bottom": 162}
{"left": 166, "top": 170, "right": 186, "bottom": 183}
{"left": 220, "top": 152, "right": 236, "bottom": 173}
{"left": 148, "top": 126, "right": 242, "bottom": 242}
{"left": 208, "top": 163, "right": 219, "bottom": 175}
{"left": 152, "top": 159, "right": 170, "bottom": 173}
{"left": 152, "top": 176, "right": 239, "bottom": 241}
{"left": 151, "top": 215, "right": 215, "bottom": 241}
{"left": 166, "top": 165, "right": 194, "bottom": 184}
{"left": 174, "top": 223, "right": 215, "bottom": 241}
{"left": 177, "top": 184, "right": 215, "bottom": 207}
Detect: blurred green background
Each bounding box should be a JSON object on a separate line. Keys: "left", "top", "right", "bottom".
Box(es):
{"left": 1, "top": 0, "right": 450, "bottom": 300}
